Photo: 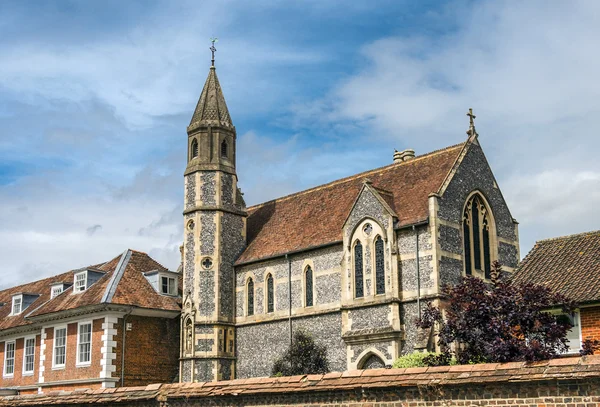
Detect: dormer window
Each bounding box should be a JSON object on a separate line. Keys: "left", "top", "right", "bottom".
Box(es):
{"left": 143, "top": 270, "right": 179, "bottom": 297}
{"left": 12, "top": 295, "right": 22, "bottom": 315}
{"left": 161, "top": 276, "right": 177, "bottom": 296}
{"left": 50, "top": 283, "right": 70, "bottom": 299}
{"left": 74, "top": 271, "right": 87, "bottom": 293}
{"left": 72, "top": 269, "right": 105, "bottom": 294}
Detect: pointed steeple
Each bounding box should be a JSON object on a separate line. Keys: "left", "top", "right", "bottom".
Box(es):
{"left": 188, "top": 66, "right": 233, "bottom": 132}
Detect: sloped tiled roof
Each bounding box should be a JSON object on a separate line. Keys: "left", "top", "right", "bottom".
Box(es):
{"left": 512, "top": 230, "right": 600, "bottom": 303}
{"left": 236, "top": 142, "right": 465, "bottom": 264}
{"left": 0, "top": 250, "right": 180, "bottom": 332}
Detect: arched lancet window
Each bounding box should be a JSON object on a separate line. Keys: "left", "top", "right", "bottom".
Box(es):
{"left": 266, "top": 273, "right": 274, "bottom": 313}
{"left": 354, "top": 241, "right": 364, "bottom": 298}
{"left": 184, "top": 318, "right": 193, "bottom": 354}
{"left": 374, "top": 236, "right": 385, "bottom": 295}
{"left": 221, "top": 140, "right": 228, "bottom": 158}
{"left": 191, "top": 138, "right": 199, "bottom": 159}
{"left": 247, "top": 278, "right": 254, "bottom": 316}
{"left": 463, "top": 194, "right": 493, "bottom": 279}
{"left": 305, "top": 266, "right": 313, "bottom": 307}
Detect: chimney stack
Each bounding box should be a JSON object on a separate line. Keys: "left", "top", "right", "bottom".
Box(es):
{"left": 393, "top": 149, "right": 416, "bottom": 163}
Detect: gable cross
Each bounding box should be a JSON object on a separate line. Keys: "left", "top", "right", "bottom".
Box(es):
{"left": 466, "top": 108, "right": 477, "bottom": 136}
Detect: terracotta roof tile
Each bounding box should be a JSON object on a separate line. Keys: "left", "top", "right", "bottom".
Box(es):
{"left": 0, "top": 250, "right": 180, "bottom": 329}
{"left": 237, "top": 143, "right": 465, "bottom": 264}
{"left": 512, "top": 230, "right": 600, "bottom": 303}
{"left": 4, "top": 357, "right": 600, "bottom": 406}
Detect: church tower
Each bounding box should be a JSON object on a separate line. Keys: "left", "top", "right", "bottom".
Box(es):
{"left": 180, "top": 56, "right": 247, "bottom": 382}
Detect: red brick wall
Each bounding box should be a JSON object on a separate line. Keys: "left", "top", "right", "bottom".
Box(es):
{"left": 581, "top": 306, "right": 600, "bottom": 346}
{"left": 0, "top": 334, "right": 41, "bottom": 389}
{"left": 113, "top": 315, "right": 179, "bottom": 387}
{"left": 42, "top": 318, "right": 104, "bottom": 384}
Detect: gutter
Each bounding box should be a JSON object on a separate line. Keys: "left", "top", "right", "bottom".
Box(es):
{"left": 286, "top": 254, "right": 293, "bottom": 347}
{"left": 413, "top": 225, "right": 421, "bottom": 320}
{"left": 121, "top": 308, "right": 133, "bottom": 387}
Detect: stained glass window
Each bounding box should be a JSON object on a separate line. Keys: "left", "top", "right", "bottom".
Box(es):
{"left": 354, "top": 241, "right": 364, "bottom": 298}
{"left": 472, "top": 198, "right": 481, "bottom": 271}
{"left": 305, "top": 266, "right": 313, "bottom": 307}
{"left": 463, "top": 214, "right": 472, "bottom": 275}
{"left": 247, "top": 278, "right": 254, "bottom": 316}
{"left": 483, "top": 218, "right": 491, "bottom": 279}
{"left": 266, "top": 274, "right": 274, "bottom": 313}
{"left": 375, "top": 236, "right": 385, "bottom": 294}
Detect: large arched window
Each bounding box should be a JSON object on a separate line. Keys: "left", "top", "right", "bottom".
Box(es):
{"left": 305, "top": 266, "right": 314, "bottom": 307}
{"left": 221, "top": 140, "right": 228, "bottom": 158}
{"left": 374, "top": 236, "right": 385, "bottom": 295}
{"left": 191, "top": 138, "right": 199, "bottom": 159}
{"left": 247, "top": 278, "right": 254, "bottom": 316}
{"left": 463, "top": 194, "right": 493, "bottom": 279}
{"left": 354, "top": 241, "right": 364, "bottom": 298}
{"left": 266, "top": 273, "right": 274, "bottom": 313}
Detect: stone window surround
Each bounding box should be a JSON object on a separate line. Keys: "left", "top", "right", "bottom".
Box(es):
{"left": 190, "top": 138, "right": 199, "bottom": 160}
{"left": 264, "top": 272, "right": 275, "bottom": 313}
{"left": 246, "top": 276, "right": 255, "bottom": 317}
{"left": 3, "top": 340, "right": 15, "bottom": 377}
{"left": 461, "top": 190, "right": 498, "bottom": 279}
{"left": 350, "top": 218, "right": 388, "bottom": 300}
{"left": 76, "top": 320, "right": 93, "bottom": 367}
{"left": 22, "top": 335, "right": 36, "bottom": 376}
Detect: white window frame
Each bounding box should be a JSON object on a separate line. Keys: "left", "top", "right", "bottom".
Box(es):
{"left": 3, "top": 341, "right": 15, "bottom": 377}
{"left": 76, "top": 321, "right": 92, "bottom": 366}
{"left": 51, "top": 284, "right": 64, "bottom": 299}
{"left": 160, "top": 275, "right": 177, "bottom": 296}
{"left": 74, "top": 271, "right": 87, "bottom": 293}
{"left": 52, "top": 325, "right": 67, "bottom": 369}
{"left": 11, "top": 294, "right": 23, "bottom": 315}
{"left": 22, "top": 336, "right": 36, "bottom": 376}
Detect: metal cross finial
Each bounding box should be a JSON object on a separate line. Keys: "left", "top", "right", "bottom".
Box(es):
{"left": 210, "top": 37, "right": 218, "bottom": 66}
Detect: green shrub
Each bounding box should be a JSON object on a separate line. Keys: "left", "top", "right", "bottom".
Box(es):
{"left": 392, "top": 352, "right": 432, "bottom": 368}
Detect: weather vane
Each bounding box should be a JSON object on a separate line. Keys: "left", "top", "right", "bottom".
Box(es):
{"left": 210, "top": 37, "right": 218, "bottom": 66}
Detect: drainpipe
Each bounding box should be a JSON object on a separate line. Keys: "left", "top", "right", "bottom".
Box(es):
{"left": 121, "top": 308, "right": 132, "bottom": 387}
{"left": 286, "top": 254, "right": 292, "bottom": 347}
{"left": 413, "top": 225, "right": 421, "bottom": 320}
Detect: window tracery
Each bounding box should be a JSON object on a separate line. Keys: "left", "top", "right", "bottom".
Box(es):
{"left": 463, "top": 194, "right": 493, "bottom": 279}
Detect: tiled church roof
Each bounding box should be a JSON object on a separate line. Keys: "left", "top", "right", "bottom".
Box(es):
{"left": 237, "top": 142, "right": 466, "bottom": 265}
{"left": 512, "top": 230, "right": 600, "bottom": 303}
{"left": 0, "top": 250, "right": 180, "bottom": 332}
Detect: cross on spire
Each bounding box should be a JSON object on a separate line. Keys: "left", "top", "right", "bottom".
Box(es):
{"left": 466, "top": 108, "right": 477, "bottom": 137}
{"left": 210, "top": 37, "right": 218, "bottom": 66}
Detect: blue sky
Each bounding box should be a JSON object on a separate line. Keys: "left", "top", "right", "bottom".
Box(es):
{"left": 1, "top": 0, "right": 599, "bottom": 288}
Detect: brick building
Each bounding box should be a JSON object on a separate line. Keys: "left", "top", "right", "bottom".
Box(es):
{"left": 513, "top": 230, "right": 600, "bottom": 353}
{"left": 0, "top": 250, "right": 180, "bottom": 394}
{"left": 180, "top": 63, "right": 520, "bottom": 382}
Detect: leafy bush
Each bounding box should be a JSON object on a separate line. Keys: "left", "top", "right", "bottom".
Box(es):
{"left": 271, "top": 330, "right": 329, "bottom": 376}
{"left": 417, "top": 261, "right": 578, "bottom": 365}
{"left": 392, "top": 352, "right": 431, "bottom": 368}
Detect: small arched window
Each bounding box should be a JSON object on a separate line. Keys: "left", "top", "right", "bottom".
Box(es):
{"left": 305, "top": 266, "right": 313, "bottom": 307}
{"left": 191, "top": 138, "right": 199, "bottom": 159}
{"left": 375, "top": 236, "right": 385, "bottom": 295}
{"left": 247, "top": 278, "right": 254, "bottom": 316}
{"left": 221, "top": 140, "right": 228, "bottom": 158}
{"left": 266, "top": 274, "right": 274, "bottom": 313}
{"left": 354, "top": 241, "right": 364, "bottom": 298}
{"left": 463, "top": 194, "right": 493, "bottom": 279}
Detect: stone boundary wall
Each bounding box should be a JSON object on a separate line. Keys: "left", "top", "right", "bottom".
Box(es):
{"left": 3, "top": 356, "right": 600, "bottom": 406}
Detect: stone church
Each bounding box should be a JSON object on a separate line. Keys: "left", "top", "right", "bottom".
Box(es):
{"left": 179, "top": 62, "right": 521, "bottom": 383}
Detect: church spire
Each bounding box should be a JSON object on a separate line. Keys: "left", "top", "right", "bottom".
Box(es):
{"left": 188, "top": 66, "right": 233, "bottom": 131}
